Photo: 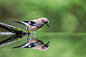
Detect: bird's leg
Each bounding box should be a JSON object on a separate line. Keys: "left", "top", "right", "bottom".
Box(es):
{"left": 27, "top": 30, "right": 30, "bottom": 39}
{"left": 34, "top": 31, "right": 36, "bottom": 38}
{"left": 28, "top": 35, "right": 29, "bottom": 39}
{"left": 28, "top": 30, "right": 29, "bottom": 33}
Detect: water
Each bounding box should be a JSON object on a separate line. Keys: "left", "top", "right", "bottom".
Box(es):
{"left": 0, "top": 32, "right": 86, "bottom": 57}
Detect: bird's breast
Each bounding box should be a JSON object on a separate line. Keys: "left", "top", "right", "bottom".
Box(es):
{"left": 29, "top": 25, "right": 38, "bottom": 31}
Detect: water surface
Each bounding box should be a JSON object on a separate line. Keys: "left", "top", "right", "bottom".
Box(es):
{"left": 0, "top": 32, "right": 86, "bottom": 57}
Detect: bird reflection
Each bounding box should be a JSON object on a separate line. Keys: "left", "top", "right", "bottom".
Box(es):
{"left": 0, "top": 34, "right": 49, "bottom": 51}
{"left": 12, "top": 37, "right": 49, "bottom": 51}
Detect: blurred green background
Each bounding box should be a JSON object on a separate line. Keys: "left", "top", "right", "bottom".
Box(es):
{"left": 0, "top": 0, "right": 86, "bottom": 57}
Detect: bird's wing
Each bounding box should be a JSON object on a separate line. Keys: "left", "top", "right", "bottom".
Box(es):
{"left": 23, "top": 21, "right": 31, "bottom": 23}
{"left": 24, "top": 21, "right": 40, "bottom": 26}
{"left": 24, "top": 43, "right": 38, "bottom": 48}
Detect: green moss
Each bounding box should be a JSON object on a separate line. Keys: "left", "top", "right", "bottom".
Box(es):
{"left": 14, "top": 37, "right": 25, "bottom": 41}
{"left": 13, "top": 27, "right": 26, "bottom": 32}
{"left": 14, "top": 27, "right": 22, "bottom": 31}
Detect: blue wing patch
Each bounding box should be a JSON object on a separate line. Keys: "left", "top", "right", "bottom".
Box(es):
{"left": 32, "top": 42, "right": 41, "bottom": 46}
{"left": 33, "top": 23, "right": 40, "bottom": 26}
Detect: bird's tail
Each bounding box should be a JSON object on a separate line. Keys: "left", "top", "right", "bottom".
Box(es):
{"left": 11, "top": 21, "right": 23, "bottom": 24}
{"left": 11, "top": 21, "right": 27, "bottom": 27}
{"left": 11, "top": 45, "right": 22, "bottom": 49}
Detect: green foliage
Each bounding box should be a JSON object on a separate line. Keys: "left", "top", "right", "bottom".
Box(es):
{"left": 0, "top": 0, "right": 86, "bottom": 32}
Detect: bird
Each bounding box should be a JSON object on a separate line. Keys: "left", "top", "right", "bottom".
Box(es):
{"left": 11, "top": 37, "right": 49, "bottom": 51}
{"left": 11, "top": 17, "right": 49, "bottom": 37}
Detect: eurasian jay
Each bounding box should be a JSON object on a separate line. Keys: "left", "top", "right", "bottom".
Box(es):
{"left": 11, "top": 17, "right": 49, "bottom": 37}
{"left": 12, "top": 37, "right": 49, "bottom": 51}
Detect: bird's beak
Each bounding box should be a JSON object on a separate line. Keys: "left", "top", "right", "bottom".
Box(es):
{"left": 46, "top": 23, "right": 49, "bottom": 27}
{"left": 44, "top": 41, "right": 49, "bottom": 47}
{"left": 46, "top": 42, "right": 49, "bottom": 45}
{"left": 44, "top": 22, "right": 49, "bottom": 27}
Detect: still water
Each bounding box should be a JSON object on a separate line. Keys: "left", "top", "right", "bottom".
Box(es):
{"left": 0, "top": 32, "right": 86, "bottom": 57}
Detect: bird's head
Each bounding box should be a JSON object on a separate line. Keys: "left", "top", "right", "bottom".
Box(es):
{"left": 39, "top": 41, "right": 49, "bottom": 51}
{"left": 44, "top": 41, "right": 49, "bottom": 49}
{"left": 40, "top": 17, "right": 49, "bottom": 27}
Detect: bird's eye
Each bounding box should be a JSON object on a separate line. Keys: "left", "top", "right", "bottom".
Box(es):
{"left": 44, "top": 45, "right": 48, "bottom": 47}
{"left": 46, "top": 21, "right": 48, "bottom": 23}
{"left": 44, "top": 21, "right": 48, "bottom": 24}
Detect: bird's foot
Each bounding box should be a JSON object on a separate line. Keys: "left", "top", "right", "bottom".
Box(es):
{"left": 25, "top": 32, "right": 32, "bottom": 35}
{"left": 34, "top": 35, "right": 35, "bottom": 38}
{"left": 29, "top": 32, "right": 32, "bottom": 35}
{"left": 27, "top": 30, "right": 32, "bottom": 35}
{"left": 34, "top": 33, "right": 36, "bottom": 38}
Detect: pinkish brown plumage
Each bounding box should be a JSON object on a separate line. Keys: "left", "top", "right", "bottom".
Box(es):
{"left": 30, "top": 17, "right": 49, "bottom": 37}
